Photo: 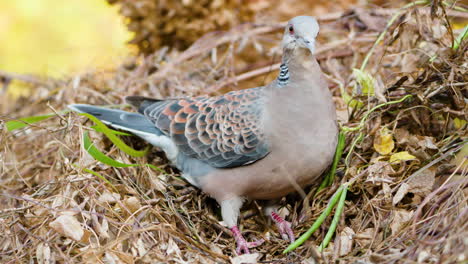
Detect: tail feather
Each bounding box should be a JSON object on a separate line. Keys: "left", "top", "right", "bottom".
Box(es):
{"left": 68, "top": 104, "right": 162, "bottom": 136}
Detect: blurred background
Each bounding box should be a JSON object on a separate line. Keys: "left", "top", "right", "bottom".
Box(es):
{"left": 0, "top": 0, "right": 131, "bottom": 97}
{"left": 1, "top": 0, "right": 465, "bottom": 99}
{"left": 0, "top": 0, "right": 395, "bottom": 98}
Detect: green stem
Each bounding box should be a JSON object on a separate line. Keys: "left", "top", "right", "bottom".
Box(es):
{"left": 318, "top": 186, "right": 348, "bottom": 251}
{"left": 317, "top": 132, "right": 346, "bottom": 193}
{"left": 283, "top": 186, "right": 345, "bottom": 253}
{"left": 452, "top": 25, "right": 468, "bottom": 51}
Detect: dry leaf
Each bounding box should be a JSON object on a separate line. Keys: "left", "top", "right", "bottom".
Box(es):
{"left": 114, "top": 251, "right": 135, "bottom": 264}
{"left": 390, "top": 209, "right": 413, "bottom": 235}
{"left": 354, "top": 228, "right": 378, "bottom": 248}
{"left": 98, "top": 191, "right": 121, "bottom": 204}
{"left": 366, "top": 161, "right": 395, "bottom": 184}
{"left": 417, "top": 250, "right": 435, "bottom": 263}
{"left": 374, "top": 127, "right": 395, "bottom": 155}
{"left": 36, "top": 242, "right": 52, "bottom": 264}
{"left": 401, "top": 53, "right": 419, "bottom": 73}
{"left": 49, "top": 215, "right": 84, "bottom": 241}
{"left": 81, "top": 248, "right": 102, "bottom": 263}
{"left": 395, "top": 128, "right": 438, "bottom": 151}
{"left": 301, "top": 258, "right": 318, "bottom": 264}
{"left": 353, "top": 8, "right": 388, "bottom": 31}
{"left": 104, "top": 252, "right": 124, "bottom": 264}
{"left": 392, "top": 183, "right": 410, "bottom": 205}
{"left": 393, "top": 167, "right": 435, "bottom": 205}
{"left": 166, "top": 238, "right": 182, "bottom": 256}
{"left": 210, "top": 244, "right": 224, "bottom": 255}
{"left": 394, "top": 128, "right": 410, "bottom": 145}
{"left": 134, "top": 238, "right": 147, "bottom": 257}
{"left": 231, "top": 253, "right": 259, "bottom": 264}
{"left": 91, "top": 211, "right": 110, "bottom": 239}
{"left": 451, "top": 143, "right": 468, "bottom": 169}
{"left": 338, "top": 227, "right": 355, "bottom": 256}
{"left": 123, "top": 196, "right": 141, "bottom": 213}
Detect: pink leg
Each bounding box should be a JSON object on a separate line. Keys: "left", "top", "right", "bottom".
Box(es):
{"left": 230, "top": 226, "right": 264, "bottom": 255}
{"left": 270, "top": 211, "right": 295, "bottom": 242}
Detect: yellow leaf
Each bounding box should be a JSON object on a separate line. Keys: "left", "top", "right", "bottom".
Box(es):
{"left": 374, "top": 127, "right": 395, "bottom": 155}
{"left": 454, "top": 117, "right": 467, "bottom": 129}
{"left": 390, "top": 151, "right": 417, "bottom": 163}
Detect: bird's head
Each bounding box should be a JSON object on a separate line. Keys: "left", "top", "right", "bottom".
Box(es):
{"left": 282, "top": 16, "right": 319, "bottom": 55}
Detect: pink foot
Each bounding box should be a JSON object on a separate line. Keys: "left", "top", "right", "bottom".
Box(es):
{"left": 230, "top": 226, "right": 264, "bottom": 254}
{"left": 271, "top": 211, "right": 295, "bottom": 242}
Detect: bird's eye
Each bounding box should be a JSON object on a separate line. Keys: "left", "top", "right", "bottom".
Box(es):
{"left": 288, "top": 26, "right": 294, "bottom": 34}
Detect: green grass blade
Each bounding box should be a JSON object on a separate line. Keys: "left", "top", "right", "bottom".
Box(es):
{"left": 83, "top": 131, "right": 138, "bottom": 168}
{"left": 317, "top": 131, "right": 346, "bottom": 193}
{"left": 318, "top": 186, "right": 348, "bottom": 251}
{"left": 6, "top": 112, "right": 67, "bottom": 132}
{"left": 90, "top": 125, "right": 133, "bottom": 136}
{"left": 452, "top": 25, "right": 468, "bottom": 51}
{"left": 82, "top": 167, "right": 118, "bottom": 191}
{"left": 80, "top": 113, "right": 150, "bottom": 157}
{"left": 283, "top": 185, "right": 345, "bottom": 254}
{"left": 83, "top": 132, "right": 166, "bottom": 174}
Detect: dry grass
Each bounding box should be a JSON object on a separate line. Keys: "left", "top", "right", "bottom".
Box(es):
{"left": 1, "top": 1, "right": 467, "bottom": 263}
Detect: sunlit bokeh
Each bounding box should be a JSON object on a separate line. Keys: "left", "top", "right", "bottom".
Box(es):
{"left": 0, "top": 0, "right": 132, "bottom": 97}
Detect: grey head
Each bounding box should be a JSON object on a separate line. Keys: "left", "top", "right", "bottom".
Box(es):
{"left": 282, "top": 16, "right": 320, "bottom": 54}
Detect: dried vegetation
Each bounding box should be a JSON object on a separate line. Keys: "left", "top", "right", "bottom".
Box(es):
{"left": 1, "top": 1, "right": 467, "bottom": 263}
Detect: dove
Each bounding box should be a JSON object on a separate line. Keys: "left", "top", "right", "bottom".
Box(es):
{"left": 69, "top": 16, "right": 337, "bottom": 254}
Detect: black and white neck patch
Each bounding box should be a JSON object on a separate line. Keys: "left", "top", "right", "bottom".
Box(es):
{"left": 277, "top": 63, "right": 289, "bottom": 86}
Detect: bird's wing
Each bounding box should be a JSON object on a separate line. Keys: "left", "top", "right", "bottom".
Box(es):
{"left": 128, "top": 88, "right": 270, "bottom": 168}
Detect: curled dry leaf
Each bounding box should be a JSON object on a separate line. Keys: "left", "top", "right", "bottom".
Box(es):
{"left": 98, "top": 191, "right": 121, "bottom": 204}
{"left": 395, "top": 128, "right": 438, "bottom": 151}
{"left": 123, "top": 196, "right": 142, "bottom": 213}
{"left": 393, "top": 167, "right": 436, "bottom": 205}
{"left": 36, "top": 242, "right": 52, "bottom": 264}
{"left": 49, "top": 215, "right": 84, "bottom": 241}
{"left": 366, "top": 161, "right": 395, "bottom": 184}
{"left": 338, "top": 227, "right": 355, "bottom": 257}
{"left": 390, "top": 209, "right": 414, "bottom": 235}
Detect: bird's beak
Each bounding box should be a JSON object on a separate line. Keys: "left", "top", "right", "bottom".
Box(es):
{"left": 303, "top": 38, "right": 315, "bottom": 54}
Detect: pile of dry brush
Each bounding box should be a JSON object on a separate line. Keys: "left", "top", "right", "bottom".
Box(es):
{"left": 1, "top": 1, "right": 467, "bottom": 263}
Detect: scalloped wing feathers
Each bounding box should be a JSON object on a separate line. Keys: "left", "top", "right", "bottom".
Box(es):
{"left": 134, "top": 88, "right": 270, "bottom": 168}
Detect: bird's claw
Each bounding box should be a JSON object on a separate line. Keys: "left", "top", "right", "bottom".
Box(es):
{"left": 236, "top": 237, "right": 265, "bottom": 255}
{"left": 276, "top": 219, "right": 295, "bottom": 242}
{"left": 271, "top": 211, "right": 295, "bottom": 242}
{"left": 231, "top": 226, "right": 264, "bottom": 255}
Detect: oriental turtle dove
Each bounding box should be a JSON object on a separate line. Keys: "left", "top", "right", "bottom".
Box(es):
{"left": 69, "top": 15, "right": 338, "bottom": 255}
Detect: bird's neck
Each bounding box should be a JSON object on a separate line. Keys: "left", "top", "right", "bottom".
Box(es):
{"left": 269, "top": 46, "right": 334, "bottom": 123}
{"left": 276, "top": 48, "right": 320, "bottom": 87}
